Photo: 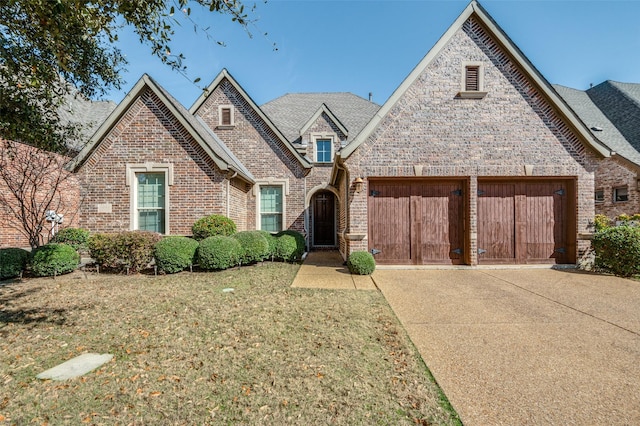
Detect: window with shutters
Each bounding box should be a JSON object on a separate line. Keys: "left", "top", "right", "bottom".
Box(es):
{"left": 218, "top": 105, "right": 234, "bottom": 127}
{"left": 457, "top": 62, "right": 486, "bottom": 99}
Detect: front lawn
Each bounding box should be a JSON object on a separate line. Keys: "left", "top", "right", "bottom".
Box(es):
{"left": 0, "top": 263, "right": 459, "bottom": 424}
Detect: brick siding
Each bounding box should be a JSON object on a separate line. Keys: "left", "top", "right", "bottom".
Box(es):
{"left": 595, "top": 157, "right": 640, "bottom": 218}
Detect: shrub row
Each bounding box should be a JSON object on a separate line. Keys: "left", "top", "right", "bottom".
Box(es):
{"left": 88, "top": 231, "right": 162, "bottom": 273}
{"left": 0, "top": 245, "right": 79, "bottom": 279}
{"left": 593, "top": 225, "right": 640, "bottom": 278}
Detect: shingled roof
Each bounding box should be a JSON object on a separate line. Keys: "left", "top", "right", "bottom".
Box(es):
{"left": 555, "top": 84, "right": 640, "bottom": 167}
{"left": 261, "top": 92, "right": 380, "bottom": 143}
{"left": 58, "top": 90, "right": 116, "bottom": 151}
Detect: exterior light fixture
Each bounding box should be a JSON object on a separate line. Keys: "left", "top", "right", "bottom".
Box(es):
{"left": 353, "top": 177, "right": 364, "bottom": 193}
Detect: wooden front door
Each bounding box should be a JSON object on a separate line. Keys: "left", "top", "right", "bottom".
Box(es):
{"left": 368, "top": 179, "right": 465, "bottom": 265}
{"left": 313, "top": 191, "right": 336, "bottom": 246}
{"left": 477, "top": 180, "right": 574, "bottom": 264}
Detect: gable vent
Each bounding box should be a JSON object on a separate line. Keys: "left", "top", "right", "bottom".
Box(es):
{"left": 465, "top": 66, "right": 480, "bottom": 91}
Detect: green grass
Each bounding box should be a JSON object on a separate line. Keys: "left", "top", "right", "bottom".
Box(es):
{"left": 0, "top": 263, "right": 459, "bottom": 424}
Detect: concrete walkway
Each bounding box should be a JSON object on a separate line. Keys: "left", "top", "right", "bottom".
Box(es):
{"left": 375, "top": 268, "right": 640, "bottom": 425}
{"left": 291, "top": 251, "right": 376, "bottom": 290}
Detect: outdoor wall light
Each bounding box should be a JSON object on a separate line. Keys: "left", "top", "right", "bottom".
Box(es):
{"left": 353, "top": 177, "right": 364, "bottom": 193}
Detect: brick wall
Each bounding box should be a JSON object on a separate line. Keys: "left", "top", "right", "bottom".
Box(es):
{"left": 342, "top": 17, "right": 601, "bottom": 263}
{"left": 78, "top": 89, "right": 237, "bottom": 236}
{"left": 595, "top": 156, "right": 640, "bottom": 218}
{"left": 193, "top": 78, "right": 309, "bottom": 234}
{"left": 0, "top": 140, "right": 80, "bottom": 248}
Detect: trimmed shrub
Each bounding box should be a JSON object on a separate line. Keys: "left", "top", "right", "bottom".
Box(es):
{"left": 51, "top": 227, "right": 90, "bottom": 251}
{"left": 192, "top": 215, "right": 236, "bottom": 241}
{"left": 347, "top": 251, "right": 376, "bottom": 275}
{"left": 257, "top": 230, "right": 277, "bottom": 260}
{"left": 154, "top": 236, "right": 199, "bottom": 274}
{"left": 593, "top": 214, "right": 611, "bottom": 232}
{"left": 30, "top": 243, "right": 79, "bottom": 277}
{"left": 88, "top": 231, "right": 162, "bottom": 272}
{"left": 0, "top": 248, "right": 30, "bottom": 280}
{"left": 593, "top": 226, "right": 640, "bottom": 277}
{"left": 274, "top": 230, "right": 305, "bottom": 261}
{"left": 198, "top": 235, "right": 242, "bottom": 270}
{"left": 232, "top": 231, "right": 270, "bottom": 265}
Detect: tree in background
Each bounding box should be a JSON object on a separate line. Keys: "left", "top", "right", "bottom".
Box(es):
{"left": 0, "top": 0, "right": 254, "bottom": 152}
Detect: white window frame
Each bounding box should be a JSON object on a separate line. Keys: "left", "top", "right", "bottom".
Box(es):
{"left": 614, "top": 186, "right": 629, "bottom": 203}
{"left": 253, "top": 179, "right": 289, "bottom": 232}
{"left": 458, "top": 61, "right": 487, "bottom": 99}
{"left": 218, "top": 105, "right": 235, "bottom": 127}
{"left": 126, "top": 163, "right": 173, "bottom": 234}
{"left": 311, "top": 133, "right": 335, "bottom": 163}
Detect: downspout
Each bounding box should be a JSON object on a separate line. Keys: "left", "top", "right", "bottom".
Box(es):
{"left": 227, "top": 171, "right": 238, "bottom": 218}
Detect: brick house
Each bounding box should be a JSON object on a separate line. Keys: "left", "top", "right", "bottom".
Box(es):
{"left": 555, "top": 82, "right": 640, "bottom": 218}
{"left": 4, "top": 0, "right": 640, "bottom": 267}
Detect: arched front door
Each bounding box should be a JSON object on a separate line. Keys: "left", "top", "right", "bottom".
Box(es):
{"left": 312, "top": 191, "right": 336, "bottom": 247}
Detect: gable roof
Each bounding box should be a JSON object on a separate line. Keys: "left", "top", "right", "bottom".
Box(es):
{"left": 261, "top": 93, "right": 380, "bottom": 142}
{"left": 190, "top": 69, "right": 312, "bottom": 169}
{"left": 586, "top": 81, "right": 640, "bottom": 153}
{"left": 67, "top": 74, "right": 254, "bottom": 183}
{"left": 339, "top": 0, "right": 611, "bottom": 159}
{"left": 555, "top": 84, "right": 640, "bottom": 168}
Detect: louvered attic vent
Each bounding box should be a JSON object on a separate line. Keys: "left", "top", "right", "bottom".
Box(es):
{"left": 465, "top": 66, "right": 480, "bottom": 91}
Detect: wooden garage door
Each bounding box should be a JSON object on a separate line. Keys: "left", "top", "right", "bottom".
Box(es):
{"left": 477, "top": 180, "right": 574, "bottom": 264}
{"left": 368, "top": 180, "right": 465, "bottom": 265}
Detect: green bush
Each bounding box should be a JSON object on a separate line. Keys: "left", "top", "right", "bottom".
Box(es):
{"left": 274, "top": 230, "right": 305, "bottom": 261}
{"left": 593, "top": 214, "right": 611, "bottom": 232}
{"left": 198, "top": 235, "right": 242, "bottom": 270}
{"left": 347, "top": 251, "right": 376, "bottom": 275}
{"left": 192, "top": 215, "right": 236, "bottom": 241}
{"left": 257, "top": 230, "right": 277, "bottom": 260}
{"left": 0, "top": 248, "right": 30, "bottom": 280}
{"left": 51, "top": 227, "right": 90, "bottom": 251}
{"left": 593, "top": 226, "right": 640, "bottom": 277}
{"left": 88, "top": 231, "right": 162, "bottom": 272}
{"left": 30, "top": 243, "right": 79, "bottom": 277}
{"left": 232, "top": 231, "right": 270, "bottom": 265}
{"left": 154, "top": 236, "right": 199, "bottom": 274}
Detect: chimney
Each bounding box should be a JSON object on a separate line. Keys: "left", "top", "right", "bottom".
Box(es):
{"left": 368, "top": 92, "right": 373, "bottom": 102}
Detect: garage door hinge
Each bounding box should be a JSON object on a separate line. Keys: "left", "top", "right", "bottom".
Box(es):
{"left": 370, "top": 248, "right": 381, "bottom": 255}
{"left": 370, "top": 190, "right": 380, "bottom": 197}
{"left": 452, "top": 248, "right": 463, "bottom": 255}
{"left": 478, "top": 248, "right": 487, "bottom": 255}
{"left": 451, "top": 189, "right": 463, "bottom": 196}
{"left": 555, "top": 247, "right": 566, "bottom": 253}
{"left": 477, "top": 190, "right": 485, "bottom": 196}
{"left": 555, "top": 189, "right": 565, "bottom": 196}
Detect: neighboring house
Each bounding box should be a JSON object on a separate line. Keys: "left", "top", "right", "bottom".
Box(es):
{"left": 0, "top": 93, "right": 115, "bottom": 249}
{"left": 556, "top": 82, "right": 640, "bottom": 218}
{"left": 4, "top": 0, "right": 639, "bottom": 267}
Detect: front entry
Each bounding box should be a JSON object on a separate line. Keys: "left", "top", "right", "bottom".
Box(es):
{"left": 312, "top": 191, "right": 336, "bottom": 247}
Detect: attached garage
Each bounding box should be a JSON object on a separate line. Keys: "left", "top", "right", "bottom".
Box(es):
{"left": 477, "top": 179, "right": 576, "bottom": 264}
{"left": 368, "top": 179, "right": 466, "bottom": 265}
{"left": 367, "top": 178, "right": 576, "bottom": 266}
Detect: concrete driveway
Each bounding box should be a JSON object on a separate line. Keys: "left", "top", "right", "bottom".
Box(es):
{"left": 374, "top": 268, "right": 640, "bottom": 425}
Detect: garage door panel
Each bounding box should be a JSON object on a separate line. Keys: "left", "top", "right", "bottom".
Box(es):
{"left": 478, "top": 183, "right": 515, "bottom": 261}
{"left": 368, "top": 182, "right": 411, "bottom": 263}
{"left": 525, "top": 183, "right": 568, "bottom": 263}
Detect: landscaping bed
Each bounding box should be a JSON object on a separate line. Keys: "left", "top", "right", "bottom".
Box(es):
{"left": 0, "top": 263, "right": 459, "bottom": 425}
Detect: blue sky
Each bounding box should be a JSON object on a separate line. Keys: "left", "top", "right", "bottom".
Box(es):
{"left": 106, "top": 0, "right": 640, "bottom": 107}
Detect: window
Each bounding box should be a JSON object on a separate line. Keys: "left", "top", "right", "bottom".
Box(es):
{"left": 614, "top": 187, "right": 629, "bottom": 202}
{"left": 595, "top": 189, "right": 605, "bottom": 203}
{"left": 260, "top": 186, "right": 283, "bottom": 232}
{"left": 218, "top": 105, "right": 234, "bottom": 127}
{"left": 315, "top": 139, "right": 332, "bottom": 163}
{"left": 136, "top": 172, "right": 166, "bottom": 233}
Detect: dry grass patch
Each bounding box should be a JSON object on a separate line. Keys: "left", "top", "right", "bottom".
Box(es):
{"left": 0, "top": 263, "right": 459, "bottom": 425}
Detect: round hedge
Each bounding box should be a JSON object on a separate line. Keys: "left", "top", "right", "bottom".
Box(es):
{"left": 347, "top": 251, "right": 376, "bottom": 275}
{"left": 274, "top": 230, "right": 305, "bottom": 261}
{"left": 51, "top": 227, "right": 90, "bottom": 251}
{"left": 192, "top": 215, "right": 237, "bottom": 241}
{"left": 232, "top": 231, "right": 270, "bottom": 265}
{"left": 257, "top": 230, "right": 276, "bottom": 260}
{"left": 198, "top": 235, "right": 242, "bottom": 270}
{"left": 154, "top": 236, "right": 199, "bottom": 274}
{"left": 0, "top": 248, "right": 30, "bottom": 280}
{"left": 593, "top": 225, "right": 640, "bottom": 277}
{"left": 30, "top": 243, "right": 79, "bottom": 277}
